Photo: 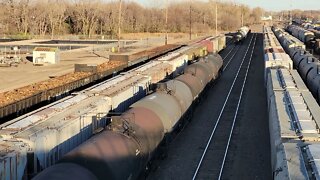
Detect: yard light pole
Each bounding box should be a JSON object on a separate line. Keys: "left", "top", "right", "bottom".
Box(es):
{"left": 215, "top": 0, "right": 218, "bottom": 36}
{"left": 189, "top": 0, "right": 192, "bottom": 40}
{"left": 165, "top": 0, "right": 168, "bottom": 45}
{"left": 118, "top": 0, "right": 122, "bottom": 52}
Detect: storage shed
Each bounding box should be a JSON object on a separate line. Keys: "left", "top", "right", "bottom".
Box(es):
{"left": 33, "top": 47, "right": 60, "bottom": 65}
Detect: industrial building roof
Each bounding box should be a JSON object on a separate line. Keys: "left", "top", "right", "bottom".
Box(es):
{"left": 33, "top": 47, "right": 59, "bottom": 52}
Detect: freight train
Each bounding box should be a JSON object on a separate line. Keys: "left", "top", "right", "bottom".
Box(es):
{"left": 287, "top": 25, "right": 320, "bottom": 54}
{"left": 263, "top": 26, "right": 293, "bottom": 78}
{"left": 33, "top": 53, "right": 223, "bottom": 180}
{"left": 0, "top": 35, "right": 226, "bottom": 121}
{"left": 273, "top": 26, "right": 320, "bottom": 103}
{"left": 0, "top": 44, "right": 179, "bottom": 121}
{"left": 234, "top": 26, "right": 250, "bottom": 43}
{"left": 0, "top": 35, "right": 227, "bottom": 179}
{"left": 264, "top": 26, "right": 320, "bottom": 179}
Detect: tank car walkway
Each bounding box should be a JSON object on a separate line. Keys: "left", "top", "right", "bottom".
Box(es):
{"left": 146, "top": 33, "right": 272, "bottom": 180}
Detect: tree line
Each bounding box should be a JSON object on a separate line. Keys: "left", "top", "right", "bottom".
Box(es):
{"left": 272, "top": 10, "right": 320, "bottom": 22}
{"left": 0, "top": 0, "right": 264, "bottom": 39}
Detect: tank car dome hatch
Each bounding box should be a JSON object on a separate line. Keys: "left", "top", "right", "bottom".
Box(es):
{"left": 120, "top": 107, "right": 165, "bottom": 154}
{"left": 299, "top": 58, "right": 316, "bottom": 81}
{"left": 291, "top": 47, "right": 304, "bottom": 61}
{"left": 166, "top": 80, "right": 193, "bottom": 113}
{"left": 185, "top": 63, "right": 212, "bottom": 84}
{"left": 294, "top": 53, "right": 312, "bottom": 70}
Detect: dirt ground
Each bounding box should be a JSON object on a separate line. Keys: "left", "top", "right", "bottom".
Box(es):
{"left": 0, "top": 34, "right": 197, "bottom": 93}
{"left": 0, "top": 31, "right": 230, "bottom": 93}
{"left": 0, "top": 52, "right": 110, "bottom": 93}
{"left": 250, "top": 23, "right": 264, "bottom": 33}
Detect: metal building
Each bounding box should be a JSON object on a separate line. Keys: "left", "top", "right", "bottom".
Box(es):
{"left": 33, "top": 47, "right": 60, "bottom": 65}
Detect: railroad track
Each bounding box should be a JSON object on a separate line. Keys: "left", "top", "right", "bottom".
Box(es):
{"left": 161, "top": 41, "right": 242, "bottom": 144}
{"left": 220, "top": 36, "right": 250, "bottom": 72}
{"left": 219, "top": 42, "right": 236, "bottom": 59}
{"left": 221, "top": 44, "right": 237, "bottom": 60}
{"left": 192, "top": 33, "right": 257, "bottom": 180}
{"left": 222, "top": 44, "right": 242, "bottom": 71}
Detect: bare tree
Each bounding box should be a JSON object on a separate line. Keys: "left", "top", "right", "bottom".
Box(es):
{"left": 47, "top": 0, "right": 66, "bottom": 38}
{"left": 0, "top": 0, "right": 299, "bottom": 38}
{"left": 19, "top": 0, "right": 31, "bottom": 36}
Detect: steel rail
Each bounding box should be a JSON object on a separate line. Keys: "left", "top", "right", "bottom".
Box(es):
{"left": 217, "top": 34, "right": 257, "bottom": 180}
{"left": 191, "top": 33, "right": 256, "bottom": 180}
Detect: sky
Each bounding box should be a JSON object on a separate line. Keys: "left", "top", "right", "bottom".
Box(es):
{"left": 135, "top": 0, "right": 320, "bottom": 11}
{"left": 239, "top": 0, "right": 320, "bottom": 11}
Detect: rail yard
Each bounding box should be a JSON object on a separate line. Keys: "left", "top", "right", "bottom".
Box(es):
{"left": 1, "top": 1, "right": 320, "bottom": 179}
{"left": 2, "top": 23, "right": 320, "bottom": 179}
{"left": 146, "top": 30, "right": 272, "bottom": 180}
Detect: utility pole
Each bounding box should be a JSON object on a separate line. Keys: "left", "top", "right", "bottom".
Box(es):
{"left": 165, "top": 0, "right": 168, "bottom": 45}
{"left": 215, "top": 1, "right": 218, "bottom": 36}
{"left": 118, "top": 0, "right": 122, "bottom": 53}
{"left": 289, "top": 0, "right": 292, "bottom": 23}
{"left": 189, "top": 1, "right": 192, "bottom": 40}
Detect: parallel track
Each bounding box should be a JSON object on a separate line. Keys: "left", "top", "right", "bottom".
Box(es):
{"left": 223, "top": 45, "right": 242, "bottom": 71}
{"left": 192, "top": 33, "right": 257, "bottom": 180}
{"left": 222, "top": 45, "right": 237, "bottom": 61}
{"left": 219, "top": 39, "right": 244, "bottom": 71}
{"left": 219, "top": 42, "right": 236, "bottom": 60}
